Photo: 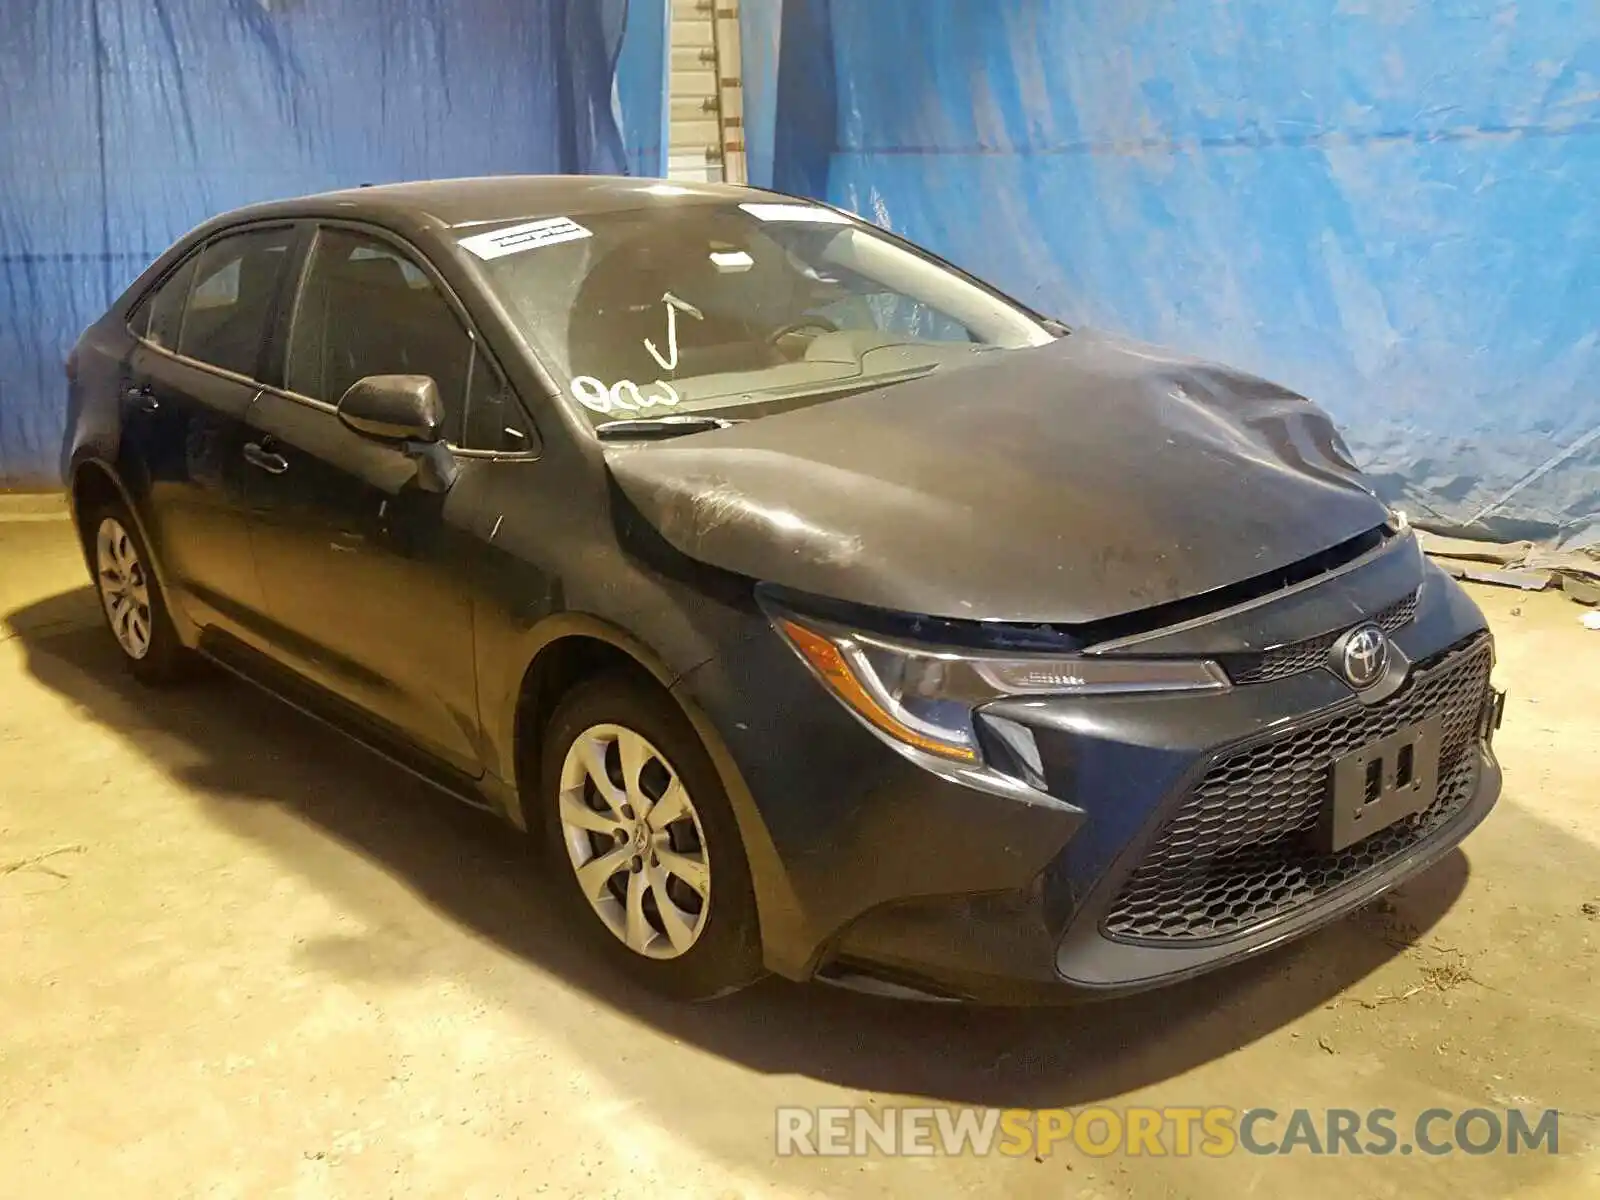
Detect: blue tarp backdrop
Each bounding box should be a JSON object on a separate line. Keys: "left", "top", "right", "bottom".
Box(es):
{"left": 8, "top": 0, "right": 1597, "bottom": 545}
{"left": 0, "top": 0, "right": 664, "bottom": 484}
{"left": 744, "top": 0, "right": 1600, "bottom": 546}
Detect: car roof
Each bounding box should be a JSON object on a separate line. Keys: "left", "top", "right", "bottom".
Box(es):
{"left": 221, "top": 175, "right": 779, "bottom": 231}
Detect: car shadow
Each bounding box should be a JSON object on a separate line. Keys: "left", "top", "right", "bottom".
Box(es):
{"left": 7, "top": 586, "right": 1470, "bottom": 1109}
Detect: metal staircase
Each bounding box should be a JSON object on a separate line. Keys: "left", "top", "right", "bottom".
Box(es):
{"left": 666, "top": 0, "right": 745, "bottom": 183}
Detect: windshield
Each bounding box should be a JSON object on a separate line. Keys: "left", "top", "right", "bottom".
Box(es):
{"left": 456, "top": 200, "right": 1055, "bottom": 424}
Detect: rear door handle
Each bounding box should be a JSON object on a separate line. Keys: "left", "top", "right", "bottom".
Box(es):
{"left": 243, "top": 442, "right": 289, "bottom": 475}
{"left": 122, "top": 384, "right": 158, "bottom": 413}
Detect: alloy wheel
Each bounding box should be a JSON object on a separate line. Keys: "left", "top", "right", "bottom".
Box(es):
{"left": 95, "top": 517, "right": 153, "bottom": 661}
{"left": 558, "top": 722, "right": 712, "bottom": 959}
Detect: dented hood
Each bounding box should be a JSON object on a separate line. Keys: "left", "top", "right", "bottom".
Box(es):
{"left": 603, "top": 331, "right": 1390, "bottom": 626}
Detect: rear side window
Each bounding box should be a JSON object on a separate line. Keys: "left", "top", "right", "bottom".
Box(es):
{"left": 131, "top": 255, "right": 198, "bottom": 350}
{"left": 176, "top": 226, "right": 296, "bottom": 378}
{"left": 286, "top": 227, "right": 469, "bottom": 444}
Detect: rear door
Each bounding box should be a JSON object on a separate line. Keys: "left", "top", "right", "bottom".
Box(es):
{"left": 118, "top": 223, "right": 299, "bottom": 640}
{"left": 244, "top": 223, "right": 492, "bottom": 775}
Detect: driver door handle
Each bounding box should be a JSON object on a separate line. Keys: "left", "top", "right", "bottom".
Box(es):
{"left": 243, "top": 442, "right": 289, "bottom": 475}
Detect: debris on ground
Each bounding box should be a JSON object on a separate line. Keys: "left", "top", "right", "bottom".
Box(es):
{"left": 1417, "top": 529, "right": 1600, "bottom": 601}
{"left": 1332, "top": 984, "right": 1427, "bottom": 1011}
{"left": 1329, "top": 933, "right": 1486, "bottom": 1011}
{"left": 1429, "top": 559, "right": 1553, "bottom": 590}
{"left": 1417, "top": 950, "right": 1483, "bottom": 994}
{"left": 1353, "top": 896, "right": 1423, "bottom": 949}
{"left": 1, "top": 844, "right": 86, "bottom": 878}
{"left": 1581, "top": 611, "right": 1600, "bottom": 631}
{"left": 1415, "top": 532, "right": 1530, "bottom": 564}
{"left": 1562, "top": 573, "right": 1600, "bottom": 605}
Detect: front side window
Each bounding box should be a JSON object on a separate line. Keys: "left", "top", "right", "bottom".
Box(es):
{"left": 176, "top": 226, "right": 295, "bottom": 377}
{"left": 457, "top": 201, "right": 1054, "bottom": 425}
{"left": 286, "top": 228, "right": 470, "bottom": 444}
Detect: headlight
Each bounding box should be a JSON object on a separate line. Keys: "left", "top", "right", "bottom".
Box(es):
{"left": 771, "top": 614, "right": 1229, "bottom": 765}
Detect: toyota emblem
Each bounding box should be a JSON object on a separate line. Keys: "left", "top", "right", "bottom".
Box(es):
{"left": 1338, "top": 624, "right": 1389, "bottom": 690}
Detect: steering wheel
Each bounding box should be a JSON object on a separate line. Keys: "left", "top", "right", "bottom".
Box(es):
{"left": 767, "top": 316, "right": 840, "bottom": 344}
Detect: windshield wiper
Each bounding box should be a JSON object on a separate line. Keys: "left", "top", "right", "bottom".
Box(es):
{"left": 594, "top": 415, "right": 741, "bottom": 440}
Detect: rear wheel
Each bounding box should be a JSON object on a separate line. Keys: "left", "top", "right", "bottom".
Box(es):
{"left": 539, "top": 673, "right": 764, "bottom": 1000}
{"left": 87, "top": 504, "right": 194, "bottom": 684}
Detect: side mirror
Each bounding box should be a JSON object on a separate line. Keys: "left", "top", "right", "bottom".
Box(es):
{"left": 336, "top": 374, "right": 443, "bottom": 443}
{"left": 336, "top": 374, "right": 458, "bottom": 494}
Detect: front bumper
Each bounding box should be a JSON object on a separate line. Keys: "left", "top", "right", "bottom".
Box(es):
{"left": 676, "top": 559, "right": 1503, "bottom": 1004}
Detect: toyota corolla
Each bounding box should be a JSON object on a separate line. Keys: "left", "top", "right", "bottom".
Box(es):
{"left": 60, "top": 176, "right": 1505, "bottom": 1003}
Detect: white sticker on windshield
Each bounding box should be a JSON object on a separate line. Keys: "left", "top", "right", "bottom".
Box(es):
{"left": 458, "top": 216, "right": 592, "bottom": 260}
{"left": 738, "top": 202, "right": 851, "bottom": 225}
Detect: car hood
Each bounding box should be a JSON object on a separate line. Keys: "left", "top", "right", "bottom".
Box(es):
{"left": 602, "top": 330, "right": 1390, "bottom": 626}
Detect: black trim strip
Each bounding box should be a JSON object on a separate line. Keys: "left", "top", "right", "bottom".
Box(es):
{"left": 759, "top": 524, "right": 1395, "bottom": 654}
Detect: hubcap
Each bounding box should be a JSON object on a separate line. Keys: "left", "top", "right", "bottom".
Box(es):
{"left": 95, "top": 518, "right": 153, "bottom": 661}
{"left": 558, "top": 723, "right": 711, "bottom": 960}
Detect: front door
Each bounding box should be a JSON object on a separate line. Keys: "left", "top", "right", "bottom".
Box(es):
{"left": 117, "top": 225, "right": 297, "bottom": 641}
{"left": 244, "top": 225, "right": 484, "bottom": 775}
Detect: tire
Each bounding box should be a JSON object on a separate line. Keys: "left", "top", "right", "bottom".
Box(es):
{"left": 539, "top": 672, "right": 765, "bottom": 1001}
{"left": 85, "top": 500, "right": 195, "bottom": 685}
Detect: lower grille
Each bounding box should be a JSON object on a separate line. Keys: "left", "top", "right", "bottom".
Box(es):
{"left": 1102, "top": 634, "right": 1493, "bottom": 943}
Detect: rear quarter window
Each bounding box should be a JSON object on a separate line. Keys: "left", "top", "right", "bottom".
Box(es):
{"left": 130, "top": 254, "right": 198, "bottom": 350}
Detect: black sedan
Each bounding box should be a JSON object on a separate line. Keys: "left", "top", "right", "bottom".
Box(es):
{"left": 61, "top": 176, "right": 1505, "bottom": 1003}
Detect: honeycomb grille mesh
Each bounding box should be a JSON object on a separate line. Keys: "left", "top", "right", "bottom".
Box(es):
{"left": 1225, "top": 592, "right": 1420, "bottom": 685}
{"left": 1101, "top": 635, "right": 1492, "bottom": 943}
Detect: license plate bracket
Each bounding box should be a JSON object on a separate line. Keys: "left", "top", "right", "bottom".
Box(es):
{"left": 1321, "top": 716, "right": 1443, "bottom": 853}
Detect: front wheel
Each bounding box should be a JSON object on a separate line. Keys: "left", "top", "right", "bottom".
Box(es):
{"left": 539, "top": 673, "right": 764, "bottom": 1000}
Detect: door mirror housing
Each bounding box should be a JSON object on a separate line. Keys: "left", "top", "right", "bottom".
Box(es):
{"left": 336, "top": 374, "right": 457, "bottom": 494}
{"left": 336, "top": 374, "right": 443, "bottom": 443}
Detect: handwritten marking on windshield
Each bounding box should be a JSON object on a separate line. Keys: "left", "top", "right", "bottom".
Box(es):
{"left": 572, "top": 376, "right": 682, "bottom": 415}
{"left": 643, "top": 292, "right": 704, "bottom": 373}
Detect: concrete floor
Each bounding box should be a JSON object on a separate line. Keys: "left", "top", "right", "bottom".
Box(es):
{"left": 1, "top": 509, "right": 1596, "bottom": 1199}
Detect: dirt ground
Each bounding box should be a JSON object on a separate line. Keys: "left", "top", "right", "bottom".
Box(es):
{"left": 1, "top": 506, "right": 1595, "bottom": 1199}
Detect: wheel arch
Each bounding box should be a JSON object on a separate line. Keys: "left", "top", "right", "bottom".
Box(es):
{"left": 67, "top": 458, "right": 171, "bottom": 601}
{"left": 506, "top": 615, "right": 699, "bottom": 824}
{"left": 502, "top": 614, "right": 795, "bottom": 974}
{"left": 68, "top": 459, "right": 124, "bottom": 560}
